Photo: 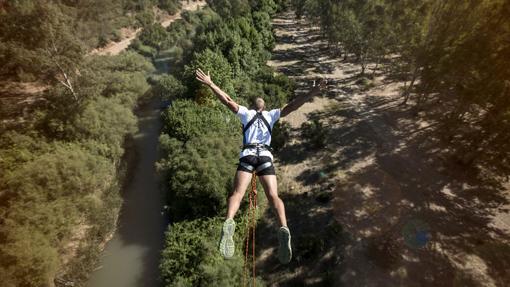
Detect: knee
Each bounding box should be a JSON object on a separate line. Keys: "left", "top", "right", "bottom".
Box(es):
{"left": 228, "top": 189, "right": 244, "bottom": 199}
{"left": 267, "top": 192, "right": 281, "bottom": 204}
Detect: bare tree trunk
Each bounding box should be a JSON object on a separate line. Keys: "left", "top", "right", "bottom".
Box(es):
{"left": 55, "top": 62, "right": 77, "bottom": 101}
{"left": 47, "top": 37, "right": 78, "bottom": 101}
{"left": 360, "top": 56, "right": 366, "bottom": 76}
{"left": 401, "top": 66, "right": 419, "bottom": 105}
{"left": 371, "top": 58, "right": 380, "bottom": 78}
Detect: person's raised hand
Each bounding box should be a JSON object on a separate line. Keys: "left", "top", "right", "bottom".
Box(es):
{"left": 310, "top": 77, "right": 328, "bottom": 95}
{"left": 195, "top": 68, "right": 213, "bottom": 86}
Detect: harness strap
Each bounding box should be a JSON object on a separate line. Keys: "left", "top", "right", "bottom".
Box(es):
{"left": 242, "top": 143, "right": 273, "bottom": 152}
{"left": 239, "top": 162, "right": 255, "bottom": 171}
{"left": 242, "top": 112, "right": 272, "bottom": 145}
{"left": 256, "top": 162, "right": 273, "bottom": 173}
{"left": 239, "top": 161, "right": 273, "bottom": 173}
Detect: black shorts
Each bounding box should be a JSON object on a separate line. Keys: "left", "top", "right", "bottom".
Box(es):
{"left": 237, "top": 155, "right": 276, "bottom": 176}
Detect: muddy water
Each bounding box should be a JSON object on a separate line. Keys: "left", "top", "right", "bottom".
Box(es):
{"left": 87, "top": 98, "right": 169, "bottom": 287}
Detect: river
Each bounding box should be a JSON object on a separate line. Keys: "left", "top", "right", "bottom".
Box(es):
{"left": 87, "top": 97, "right": 169, "bottom": 287}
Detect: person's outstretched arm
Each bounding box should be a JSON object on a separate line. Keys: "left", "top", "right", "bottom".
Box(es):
{"left": 280, "top": 78, "right": 327, "bottom": 118}
{"left": 195, "top": 68, "right": 239, "bottom": 113}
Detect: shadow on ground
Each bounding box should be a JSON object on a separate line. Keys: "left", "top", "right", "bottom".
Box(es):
{"left": 256, "top": 8, "right": 510, "bottom": 287}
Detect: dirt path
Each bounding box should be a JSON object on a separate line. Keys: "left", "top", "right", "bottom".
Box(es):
{"left": 257, "top": 10, "right": 510, "bottom": 287}
{"left": 90, "top": 0, "right": 206, "bottom": 56}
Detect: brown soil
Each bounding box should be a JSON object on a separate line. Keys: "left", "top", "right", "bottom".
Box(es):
{"left": 90, "top": 0, "right": 206, "bottom": 56}
{"left": 255, "top": 10, "right": 510, "bottom": 287}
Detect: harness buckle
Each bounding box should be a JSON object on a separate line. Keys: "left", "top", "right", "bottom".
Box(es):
{"left": 241, "top": 143, "right": 273, "bottom": 152}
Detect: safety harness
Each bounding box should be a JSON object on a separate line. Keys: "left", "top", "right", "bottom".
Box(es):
{"left": 238, "top": 160, "right": 273, "bottom": 173}
{"left": 242, "top": 111, "right": 272, "bottom": 145}
{"left": 240, "top": 111, "right": 274, "bottom": 173}
{"left": 240, "top": 111, "right": 274, "bottom": 286}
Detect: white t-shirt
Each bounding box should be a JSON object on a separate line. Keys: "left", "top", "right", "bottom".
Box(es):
{"left": 236, "top": 105, "right": 281, "bottom": 160}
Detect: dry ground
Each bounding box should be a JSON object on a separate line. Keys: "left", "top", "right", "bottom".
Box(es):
{"left": 255, "top": 10, "right": 510, "bottom": 287}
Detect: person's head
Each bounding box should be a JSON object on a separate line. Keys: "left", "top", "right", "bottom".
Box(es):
{"left": 253, "top": 97, "right": 265, "bottom": 111}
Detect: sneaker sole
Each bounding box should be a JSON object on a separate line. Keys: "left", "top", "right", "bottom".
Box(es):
{"left": 219, "top": 221, "right": 235, "bottom": 258}
{"left": 278, "top": 229, "right": 292, "bottom": 264}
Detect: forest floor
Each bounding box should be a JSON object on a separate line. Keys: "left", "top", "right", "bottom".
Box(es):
{"left": 256, "top": 9, "right": 510, "bottom": 287}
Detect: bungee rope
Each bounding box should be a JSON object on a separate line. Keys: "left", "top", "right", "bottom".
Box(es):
{"left": 243, "top": 171, "right": 258, "bottom": 287}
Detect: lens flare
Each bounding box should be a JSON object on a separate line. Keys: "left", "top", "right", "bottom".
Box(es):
{"left": 402, "top": 219, "right": 431, "bottom": 249}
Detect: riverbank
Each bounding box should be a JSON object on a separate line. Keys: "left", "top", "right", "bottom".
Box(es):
{"left": 86, "top": 96, "right": 169, "bottom": 287}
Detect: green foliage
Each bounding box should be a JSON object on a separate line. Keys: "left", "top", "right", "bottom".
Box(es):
{"left": 135, "top": 10, "right": 155, "bottom": 28}
{"left": 0, "top": 141, "right": 115, "bottom": 287}
{"left": 37, "top": 52, "right": 152, "bottom": 142}
{"left": 158, "top": 134, "right": 239, "bottom": 220}
{"left": 0, "top": 1, "right": 84, "bottom": 82}
{"left": 301, "top": 118, "right": 327, "bottom": 149}
{"left": 205, "top": 0, "right": 252, "bottom": 19}
{"left": 183, "top": 48, "right": 236, "bottom": 105}
{"left": 74, "top": 97, "right": 138, "bottom": 159}
{"left": 0, "top": 0, "right": 165, "bottom": 82}
{"left": 271, "top": 121, "right": 291, "bottom": 152}
{"left": 417, "top": 0, "right": 510, "bottom": 174}
{"left": 0, "top": 49, "right": 154, "bottom": 286}
{"left": 295, "top": 0, "right": 510, "bottom": 175}
{"left": 158, "top": 0, "right": 181, "bottom": 14}
{"left": 155, "top": 1, "right": 290, "bottom": 285}
{"left": 160, "top": 216, "right": 266, "bottom": 287}
{"left": 138, "top": 23, "right": 169, "bottom": 49}
{"left": 0, "top": 227, "right": 59, "bottom": 287}
{"left": 161, "top": 99, "right": 239, "bottom": 142}
{"left": 154, "top": 74, "right": 187, "bottom": 100}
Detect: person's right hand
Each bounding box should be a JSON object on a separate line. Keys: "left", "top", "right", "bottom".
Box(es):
{"left": 195, "top": 68, "right": 213, "bottom": 86}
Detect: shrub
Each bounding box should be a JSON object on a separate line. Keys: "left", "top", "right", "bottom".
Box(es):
{"left": 138, "top": 23, "right": 168, "bottom": 49}
{"left": 271, "top": 121, "right": 291, "bottom": 151}
{"left": 135, "top": 10, "right": 155, "bottom": 28}
{"left": 74, "top": 97, "right": 138, "bottom": 160}
{"left": 158, "top": 135, "right": 239, "bottom": 220}
{"left": 160, "top": 216, "right": 265, "bottom": 287}
{"left": 161, "top": 99, "right": 239, "bottom": 143}
{"left": 183, "top": 48, "right": 236, "bottom": 106}
{"left": 301, "top": 118, "right": 327, "bottom": 149}
{"left": 158, "top": 0, "right": 181, "bottom": 14}
{"left": 154, "top": 74, "right": 187, "bottom": 100}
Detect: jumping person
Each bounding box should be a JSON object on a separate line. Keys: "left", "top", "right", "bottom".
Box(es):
{"left": 195, "top": 68, "right": 327, "bottom": 264}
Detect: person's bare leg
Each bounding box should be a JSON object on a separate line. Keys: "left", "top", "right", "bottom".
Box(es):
{"left": 226, "top": 170, "right": 253, "bottom": 219}
{"left": 259, "top": 174, "right": 287, "bottom": 227}
{"left": 220, "top": 170, "right": 252, "bottom": 258}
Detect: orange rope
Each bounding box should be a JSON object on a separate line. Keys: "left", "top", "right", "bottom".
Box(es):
{"left": 243, "top": 172, "right": 257, "bottom": 287}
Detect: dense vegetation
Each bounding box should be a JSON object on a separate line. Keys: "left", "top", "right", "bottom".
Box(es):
{"left": 0, "top": 1, "right": 183, "bottom": 286}
{"left": 146, "top": 0, "right": 294, "bottom": 285}
{"left": 0, "top": 51, "right": 154, "bottom": 287}
{"left": 0, "top": 0, "right": 181, "bottom": 82}
{"left": 292, "top": 0, "right": 510, "bottom": 177}
{"left": 8, "top": 0, "right": 508, "bottom": 285}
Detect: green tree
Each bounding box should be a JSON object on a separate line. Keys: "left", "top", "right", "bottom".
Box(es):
{"left": 158, "top": 135, "right": 239, "bottom": 220}
{"left": 154, "top": 74, "right": 187, "bottom": 100}
{"left": 183, "top": 48, "right": 236, "bottom": 106}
